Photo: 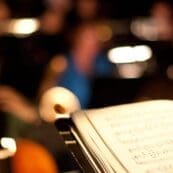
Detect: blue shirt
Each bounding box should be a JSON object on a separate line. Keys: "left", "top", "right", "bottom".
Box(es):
{"left": 57, "top": 53, "right": 113, "bottom": 108}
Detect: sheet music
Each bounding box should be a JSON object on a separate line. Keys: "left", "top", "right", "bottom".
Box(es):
{"left": 72, "top": 110, "right": 128, "bottom": 173}
{"left": 73, "top": 100, "right": 173, "bottom": 173}
{"left": 86, "top": 100, "right": 173, "bottom": 173}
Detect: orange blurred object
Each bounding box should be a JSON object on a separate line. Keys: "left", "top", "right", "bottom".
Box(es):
{"left": 11, "top": 139, "right": 59, "bottom": 173}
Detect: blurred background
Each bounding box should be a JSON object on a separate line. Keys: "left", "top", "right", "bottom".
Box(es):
{"left": 0, "top": 0, "right": 173, "bottom": 172}
{"left": 0, "top": 0, "right": 173, "bottom": 106}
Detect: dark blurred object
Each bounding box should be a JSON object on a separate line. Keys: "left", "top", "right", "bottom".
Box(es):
{"left": 67, "top": 0, "right": 107, "bottom": 28}
{"left": 6, "top": 0, "right": 44, "bottom": 17}
{"left": 90, "top": 77, "right": 147, "bottom": 108}
{"left": 134, "top": 76, "right": 173, "bottom": 101}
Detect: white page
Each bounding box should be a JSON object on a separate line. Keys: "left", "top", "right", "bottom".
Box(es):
{"left": 72, "top": 110, "right": 128, "bottom": 173}
{"left": 73, "top": 100, "right": 173, "bottom": 173}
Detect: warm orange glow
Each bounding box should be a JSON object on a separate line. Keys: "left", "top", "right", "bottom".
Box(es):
{"left": 50, "top": 55, "right": 67, "bottom": 74}
{"left": 97, "top": 24, "right": 113, "bottom": 42}
{"left": 11, "top": 139, "right": 59, "bottom": 173}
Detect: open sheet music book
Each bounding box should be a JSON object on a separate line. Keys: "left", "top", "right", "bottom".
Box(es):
{"left": 67, "top": 100, "right": 173, "bottom": 173}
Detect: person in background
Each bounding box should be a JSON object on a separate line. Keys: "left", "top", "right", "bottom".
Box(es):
{"left": 134, "top": 0, "right": 173, "bottom": 102}
{"left": 75, "top": 0, "right": 101, "bottom": 21}
{"left": 67, "top": 0, "right": 107, "bottom": 27}
{"left": 0, "top": 1, "right": 73, "bottom": 172}
{"left": 149, "top": 0, "right": 173, "bottom": 74}
{"left": 40, "top": 0, "right": 72, "bottom": 35}
{"left": 15, "top": 0, "right": 73, "bottom": 101}
{"left": 39, "top": 22, "right": 115, "bottom": 108}
{"left": 149, "top": 0, "right": 173, "bottom": 41}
